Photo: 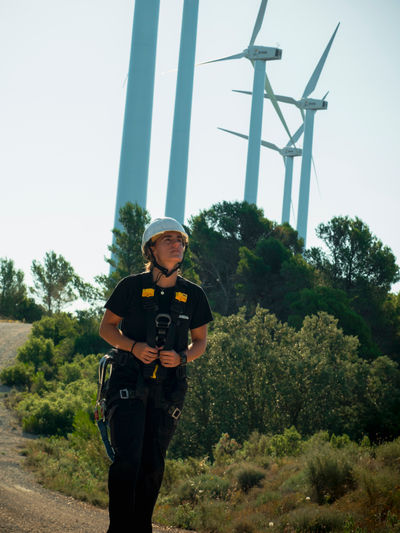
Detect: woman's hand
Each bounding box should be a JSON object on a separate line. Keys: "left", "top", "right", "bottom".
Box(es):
{"left": 159, "top": 349, "right": 181, "bottom": 368}
{"left": 132, "top": 343, "right": 159, "bottom": 364}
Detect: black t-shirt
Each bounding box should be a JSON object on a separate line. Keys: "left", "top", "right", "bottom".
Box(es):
{"left": 105, "top": 272, "right": 213, "bottom": 349}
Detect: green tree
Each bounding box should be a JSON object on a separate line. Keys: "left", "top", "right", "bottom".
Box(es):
{"left": 0, "top": 258, "right": 43, "bottom": 321}
{"left": 96, "top": 202, "right": 151, "bottom": 299}
{"left": 188, "top": 201, "right": 302, "bottom": 315}
{"left": 0, "top": 258, "right": 26, "bottom": 317}
{"left": 286, "top": 286, "right": 379, "bottom": 358}
{"left": 236, "top": 237, "right": 312, "bottom": 319}
{"left": 31, "top": 251, "right": 91, "bottom": 314}
{"left": 364, "top": 355, "right": 400, "bottom": 440}
{"left": 306, "top": 216, "right": 400, "bottom": 356}
{"left": 171, "top": 307, "right": 398, "bottom": 457}
{"left": 306, "top": 216, "right": 399, "bottom": 295}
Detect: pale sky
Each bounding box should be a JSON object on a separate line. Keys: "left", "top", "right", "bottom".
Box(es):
{"left": 1, "top": 0, "right": 399, "bottom": 301}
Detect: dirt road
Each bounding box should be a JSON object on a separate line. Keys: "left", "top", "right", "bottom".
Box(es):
{"left": 0, "top": 322, "right": 188, "bottom": 533}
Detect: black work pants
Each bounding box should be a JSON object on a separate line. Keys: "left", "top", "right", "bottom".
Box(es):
{"left": 106, "top": 379, "right": 186, "bottom": 533}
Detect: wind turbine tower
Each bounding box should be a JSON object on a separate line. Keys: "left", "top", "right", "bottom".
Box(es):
{"left": 165, "top": 0, "right": 199, "bottom": 224}
{"left": 218, "top": 125, "right": 303, "bottom": 225}
{"left": 112, "top": 0, "right": 160, "bottom": 233}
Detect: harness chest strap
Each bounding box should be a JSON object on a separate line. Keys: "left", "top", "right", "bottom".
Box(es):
{"left": 141, "top": 274, "right": 190, "bottom": 380}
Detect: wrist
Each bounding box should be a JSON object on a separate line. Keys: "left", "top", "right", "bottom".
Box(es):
{"left": 130, "top": 341, "right": 137, "bottom": 355}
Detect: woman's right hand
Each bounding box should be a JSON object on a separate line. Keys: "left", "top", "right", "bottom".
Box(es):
{"left": 132, "top": 342, "right": 159, "bottom": 364}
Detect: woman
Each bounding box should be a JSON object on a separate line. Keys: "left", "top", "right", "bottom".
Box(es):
{"left": 99, "top": 217, "right": 213, "bottom": 533}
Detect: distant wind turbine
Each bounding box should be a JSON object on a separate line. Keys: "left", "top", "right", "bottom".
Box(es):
{"left": 165, "top": 0, "right": 199, "bottom": 224}
{"left": 234, "top": 22, "right": 340, "bottom": 245}
{"left": 199, "top": 0, "right": 293, "bottom": 205}
{"left": 218, "top": 124, "right": 304, "bottom": 224}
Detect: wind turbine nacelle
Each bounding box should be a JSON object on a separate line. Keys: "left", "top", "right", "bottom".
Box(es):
{"left": 246, "top": 46, "right": 282, "bottom": 61}
{"left": 281, "top": 147, "right": 302, "bottom": 157}
{"left": 302, "top": 98, "right": 328, "bottom": 110}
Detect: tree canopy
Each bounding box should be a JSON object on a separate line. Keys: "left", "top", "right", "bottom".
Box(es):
{"left": 31, "top": 251, "right": 91, "bottom": 314}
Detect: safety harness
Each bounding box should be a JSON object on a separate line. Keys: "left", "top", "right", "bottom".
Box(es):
{"left": 94, "top": 273, "right": 191, "bottom": 461}
{"left": 141, "top": 273, "right": 190, "bottom": 381}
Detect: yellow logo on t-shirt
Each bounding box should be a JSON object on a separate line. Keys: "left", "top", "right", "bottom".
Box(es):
{"left": 142, "top": 288, "right": 155, "bottom": 298}
{"left": 175, "top": 292, "right": 188, "bottom": 303}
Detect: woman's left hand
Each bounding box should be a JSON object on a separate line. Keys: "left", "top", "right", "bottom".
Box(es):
{"left": 159, "top": 349, "right": 181, "bottom": 368}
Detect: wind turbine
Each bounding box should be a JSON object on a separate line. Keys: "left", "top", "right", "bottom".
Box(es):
{"left": 218, "top": 124, "right": 303, "bottom": 224}
{"left": 199, "top": 0, "right": 293, "bottom": 205}
{"left": 165, "top": 0, "right": 199, "bottom": 224}
{"left": 234, "top": 23, "right": 340, "bottom": 245}
{"left": 113, "top": 0, "right": 160, "bottom": 233}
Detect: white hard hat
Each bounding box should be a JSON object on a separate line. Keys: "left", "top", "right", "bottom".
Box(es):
{"left": 141, "top": 217, "right": 189, "bottom": 253}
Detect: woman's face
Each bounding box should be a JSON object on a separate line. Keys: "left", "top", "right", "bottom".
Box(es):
{"left": 151, "top": 231, "right": 185, "bottom": 268}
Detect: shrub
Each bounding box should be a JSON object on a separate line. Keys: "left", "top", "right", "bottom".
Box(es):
{"left": 16, "top": 379, "right": 96, "bottom": 436}
{"left": 306, "top": 449, "right": 356, "bottom": 504}
{"left": 356, "top": 465, "right": 400, "bottom": 509}
{"left": 375, "top": 438, "right": 400, "bottom": 471}
{"left": 161, "top": 456, "right": 210, "bottom": 494}
{"left": 175, "top": 473, "right": 230, "bottom": 503}
{"left": 31, "top": 314, "right": 79, "bottom": 345}
{"left": 74, "top": 333, "right": 108, "bottom": 356}
{"left": 269, "top": 426, "right": 303, "bottom": 457}
{"left": 17, "top": 336, "right": 56, "bottom": 373}
{"left": 330, "top": 433, "right": 352, "bottom": 449}
{"left": 213, "top": 433, "right": 241, "bottom": 465}
{"left": 235, "top": 465, "right": 266, "bottom": 493}
{"left": 0, "top": 361, "right": 34, "bottom": 388}
{"left": 20, "top": 398, "right": 75, "bottom": 435}
{"left": 278, "top": 505, "right": 346, "bottom": 532}
{"left": 58, "top": 361, "right": 82, "bottom": 384}
{"left": 233, "top": 522, "right": 255, "bottom": 533}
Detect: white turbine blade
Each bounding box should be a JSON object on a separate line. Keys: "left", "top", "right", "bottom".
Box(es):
{"left": 219, "top": 127, "right": 280, "bottom": 153}
{"left": 264, "top": 71, "right": 295, "bottom": 143}
{"left": 286, "top": 123, "right": 304, "bottom": 147}
{"left": 322, "top": 90, "right": 329, "bottom": 100}
{"left": 233, "top": 89, "right": 298, "bottom": 106}
{"left": 197, "top": 52, "right": 245, "bottom": 66}
{"left": 302, "top": 22, "right": 340, "bottom": 98}
{"left": 232, "top": 89, "right": 253, "bottom": 96}
{"left": 218, "top": 127, "right": 249, "bottom": 141}
{"left": 249, "top": 0, "right": 268, "bottom": 46}
{"left": 261, "top": 139, "right": 280, "bottom": 152}
{"left": 312, "top": 155, "right": 322, "bottom": 198}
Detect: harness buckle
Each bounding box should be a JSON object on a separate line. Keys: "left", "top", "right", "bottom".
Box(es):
{"left": 170, "top": 407, "right": 181, "bottom": 420}
{"left": 120, "top": 388, "right": 130, "bottom": 399}
{"left": 155, "top": 313, "right": 172, "bottom": 328}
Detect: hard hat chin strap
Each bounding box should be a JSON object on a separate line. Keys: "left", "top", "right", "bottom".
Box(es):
{"left": 149, "top": 248, "right": 185, "bottom": 279}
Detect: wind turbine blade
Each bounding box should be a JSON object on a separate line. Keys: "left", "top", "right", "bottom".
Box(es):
{"left": 264, "top": 71, "right": 294, "bottom": 142}
{"left": 322, "top": 90, "right": 329, "bottom": 100}
{"left": 286, "top": 123, "right": 304, "bottom": 147}
{"left": 218, "top": 127, "right": 249, "bottom": 142}
{"left": 261, "top": 140, "right": 280, "bottom": 152}
{"left": 234, "top": 89, "right": 299, "bottom": 107}
{"left": 249, "top": 0, "right": 268, "bottom": 46}
{"left": 312, "top": 155, "right": 322, "bottom": 198}
{"left": 232, "top": 89, "right": 253, "bottom": 97}
{"left": 302, "top": 22, "right": 340, "bottom": 98}
{"left": 219, "top": 127, "right": 280, "bottom": 153}
{"left": 197, "top": 52, "right": 245, "bottom": 66}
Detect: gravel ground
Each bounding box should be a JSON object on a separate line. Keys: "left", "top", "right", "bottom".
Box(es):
{"left": 0, "top": 321, "right": 192, "bottom": 533}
